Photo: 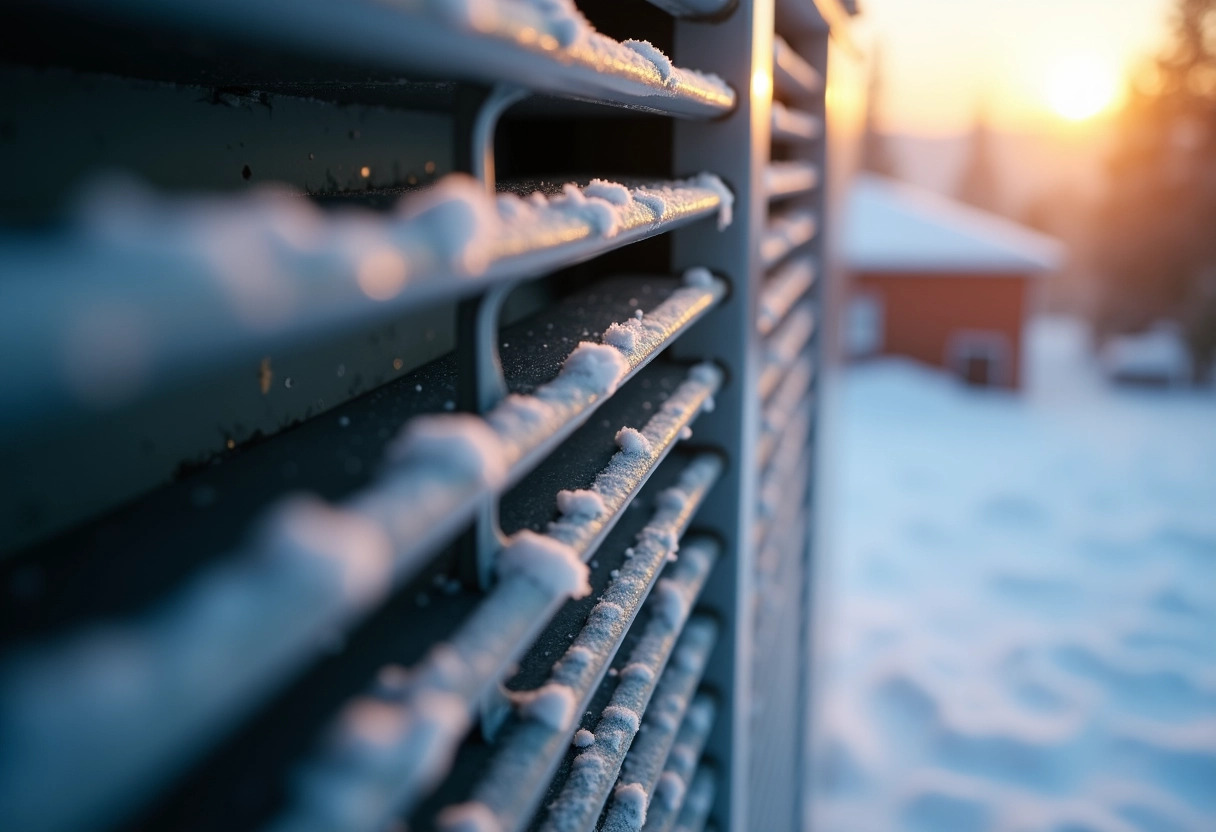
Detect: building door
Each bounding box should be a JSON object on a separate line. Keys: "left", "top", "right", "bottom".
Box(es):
{"left": 846, "top": 291, "right": 884, "bottom": 358}
{"left": 962, "top": 352, "right": 994, "bottom": 386}
{"left": 948, "top": 330, "right": 1011, "bottom": 388}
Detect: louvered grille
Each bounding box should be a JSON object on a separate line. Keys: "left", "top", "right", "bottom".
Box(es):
{"left": 0, "top": 1, "right": 853, "bottom": 830}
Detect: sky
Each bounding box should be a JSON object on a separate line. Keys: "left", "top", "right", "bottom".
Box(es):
{"left": 862, "top": 0, "right": 1175, "bottom": 136}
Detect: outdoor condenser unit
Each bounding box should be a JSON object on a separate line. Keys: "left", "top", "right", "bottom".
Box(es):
{"left": 0, "top": 1, "right": 857, "bottom": 830}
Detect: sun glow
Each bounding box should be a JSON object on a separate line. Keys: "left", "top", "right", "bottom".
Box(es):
{"left": 1044, "top": 53, "right": 1121, "bottom": 121}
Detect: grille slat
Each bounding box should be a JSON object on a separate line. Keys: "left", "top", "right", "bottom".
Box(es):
{"left": 771, "top": 102, "right": 824, "bottom": 143}
{"left": 760, "top": 209, "right": 819, "bottom": 269}
{"left": 641, "top": 0, "right": 736, "bottom": 17}
{"left": 764, "top": 161, "right": 821, "bottom": 202}
{"left": 490, "top": 277, "right": 727, "bottom": 486}
{"left": 19, "top": 0, "right": 735, "bottom": 117}
{"left": 775, "top": 0, "right": 852, "bottom": 39}
{"left": 758, "top": 256, "right": 817, "bottom": 336}
{"left": 773, "top": 36, "right": 824, "bottom": 98}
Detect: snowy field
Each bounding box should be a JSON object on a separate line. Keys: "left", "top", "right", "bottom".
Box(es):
{"left": 811, "top": 318, "right": 1216, "bottom": 832}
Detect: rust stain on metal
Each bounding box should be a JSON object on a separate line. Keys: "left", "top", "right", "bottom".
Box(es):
{"left": 258, "top": 357, "right": 273, "bottom": 395}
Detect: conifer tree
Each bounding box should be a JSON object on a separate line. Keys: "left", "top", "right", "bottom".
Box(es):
{"left": 956, "top": 109, "right": 1003, "bottom": 214}
{"left": 1097, "top": 0, "right": 1216, "bottom": 377}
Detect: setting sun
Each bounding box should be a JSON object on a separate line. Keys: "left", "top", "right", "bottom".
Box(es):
{"left": 1044, "top": 53, "right": 1121, "bottom": 121}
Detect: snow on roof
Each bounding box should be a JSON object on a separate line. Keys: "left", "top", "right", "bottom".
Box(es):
{"left": 845, "top": 173, "right": 1065, "bottom": 275}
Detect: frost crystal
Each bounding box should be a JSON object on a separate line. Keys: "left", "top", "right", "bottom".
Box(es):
{"left": 601, "top": 705, "right": 641, "bottom": 734}
{"left": 572, "top": 750, "right": 605, "bottom": 773}
{"left": 384, "top": 413, "right": 507, "bottom": 488}
{"left": 497, "top": 531, "right": 590, "bottom": 599}
{"left": 584, "top": 179, "right": 632, "bottom": 205}
{"left": 589, "top": 601, "right": 625, "bottom": 627}
{"left": 553, "top": 184, "right": 620, "bottom": 238}
{"left": 437, "top": 801, "right": 503, "bottom": 832}
{"left": 581, "top": 197, "right": 620, "bottom": 238}
{"left": 603, "top": 320, "right": 639, "bottom": 353}
{"left": 497, "top": 393, "right": 550, "bottom": 425}
{"left": 689, "top": 362, "right": 720, "bottom": 385}
{"left": 395, "top": 173, "right": 500, "bottom": 274}
{"left": 687, "top": 702, "right": 712, "bottom": 733}
{"left": 670, "top": 745, "right": 696, "bottom": 772}
{"left": 560, "top": 645, "right": 594, "bottom": 671}
{"left": 682, "top": 266, "right": 715, "bottom": 287}
{"left": 373, "top": 664, "right": 410, "bottom": 698}
{"left": 655, "top": 771, "right": 685, "bottom": 810}
{"left": 559, "top": 342, "right": 630, "bottom": 396}
{"left": 519, "top": 683, "right": 577, "bottom": 730}
{"left": 693, "top": 172, "right": 735, "bottom": 230}
{"left": 556, "top": 489, "right": 607, "bottom": 519}
{"left": 612, "top": 782, "right": 649, "bottom": 828}
{"left": 561, "top": 182, "right": 586, "bottom": 204}
{"left": 657, "top": 488, "right": 688, "bottom": 512}
{"left": 615, "top": 427, "right": 651, "bottom": 456}
{"left": 622, "top": 39, "right": 674, "bottom": 82}
{"left": 652, "top": 579, "right": 690, "bottom": 628}
{"left": 674, "top": 645, "right": 700, "bottom": 671}
{"left": 620, "top": 662, "right": 655, "bottom": 683}
{"left": 260, "top": 497, "right": 392, "bottom": 606}
{"left": 632, "top": 191, "right": 667, "bottom": 217}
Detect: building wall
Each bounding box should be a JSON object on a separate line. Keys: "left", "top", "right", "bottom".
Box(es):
{"left": 853, "top": 272, "right": 1030, "bottom": 388}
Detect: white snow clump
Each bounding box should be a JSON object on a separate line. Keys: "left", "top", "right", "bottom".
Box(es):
{"left": 437, "top": 801, "right": 503, "bottom": 832}
{"left": 384, "top": 413, "right": 508, "bottom": 488}
{"left": 260, "top": 496, "right": 392, "bottom": 606}
{"left": 558, "top": 342, "right": 630, "bottom": 396}
{"left": 556, "top": 488, "right": 607, "bottom": 519}
{"left": 519, "top": 683, "right": 577, "bottom": 730}
{"left": 584, "top": 179, "right": 633, "bottom": 206}
{"left": 682, "top": 266, "right": 715, "bottom": 288}
{"left": 615, "top": 426, "right": 651, "bottom": 456}
{"left": 612, "top": 782, "right": 649, "bottom": 828}
{"left": 395, "top": 173, "right": 501, "bottom": 274}
{"left": 497, "top": 530, "right": 590, "bottom": 598}
{"left": 693, "top": 172, "right": 734, "bottom": 230}
{"left": 622, "top": 40, "right": 674, "bottom": 82}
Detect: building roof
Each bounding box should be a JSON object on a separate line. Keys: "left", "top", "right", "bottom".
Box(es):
{"left": 844, "top": 173, "right": 1065, "bottom": 275}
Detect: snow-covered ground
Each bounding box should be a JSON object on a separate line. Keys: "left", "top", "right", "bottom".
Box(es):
{"left": 812, "top": 318, "right": 1216, "bottom": 832}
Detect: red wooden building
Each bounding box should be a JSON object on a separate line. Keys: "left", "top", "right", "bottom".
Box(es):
{"left": 843, "top": 174, "right": 1063, "bottom": 389}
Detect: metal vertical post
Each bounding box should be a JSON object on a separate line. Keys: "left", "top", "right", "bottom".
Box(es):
{"left": 453, "top": 84, "right": 527, "bottom": 591}
{"left": 671, "top": 2, "right": 774, "bottom": 829}
{"left": 791, "top": 27, "right": 832, "bottom": 832}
